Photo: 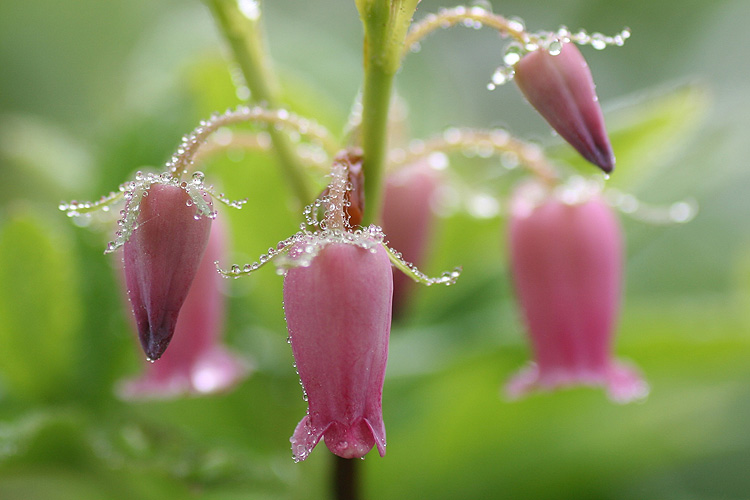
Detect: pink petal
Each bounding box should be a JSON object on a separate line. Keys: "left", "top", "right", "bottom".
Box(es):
{"left": 123, "top": 183, "right": 212, "bottom": 361}
{"left": 284, "top": 242, "right": 392, "bottom": 460}
{"left": 381, "top": 161, "right": 442, "bottom": 316}
{"left": 514, "top": 43, "right": 615, "bottom": 172}
{"left": 505, "top": 182, "right": 647, "bottom": 402}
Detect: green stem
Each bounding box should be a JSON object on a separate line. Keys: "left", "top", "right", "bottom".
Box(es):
{"left": 357, "top": 0, "right": 420, "bottom": 225}
{"left": 359, "top": 66, "right": 394, "bottom": 225}
{"left": 204, "top": 0, "right": 312, "bottom": 205}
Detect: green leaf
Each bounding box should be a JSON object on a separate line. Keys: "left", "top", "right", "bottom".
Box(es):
{"left": 0, "top": 209, "right": 82, "bottom": 402}
{"left": 550, "top": 83, "right": 711, "bottom": 190}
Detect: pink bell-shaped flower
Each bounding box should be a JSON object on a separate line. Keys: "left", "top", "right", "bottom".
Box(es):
{"left": 123, "top": 182, "right": 212, "bottom": 361}
{"left": 284, "top": 241, "right": 392, "bottom": 461}
{"left": 219, "top": 153, "right": 459, "bottom": 462}
{"left": 381, "top": 161, "right": 442, "bottom": 316}
{"left": 118, "top": 218, "right": 249, "bottom": 398}
{"left": 514, "top": 42, "right": 615, "bottom": 173}
{"left": 505, "top": 180, "right": 648, "bottom": 403}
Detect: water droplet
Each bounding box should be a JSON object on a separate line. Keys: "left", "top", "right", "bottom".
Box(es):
{"left": 548, "top": 39, "right": 563, "bottom": 55}
{"left": 590, "top": 33, "right": 607, "bottom": 50}
{"left": 506, "top": 16, "right": 525, "bottom": 33}
{"left": 503, "top": 44, "right": 523, "bottom": 66}
{"left": 491, "top": 66, "right": 515, "bottom": 86}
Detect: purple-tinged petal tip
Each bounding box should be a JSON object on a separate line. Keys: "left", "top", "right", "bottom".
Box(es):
{"left": 514, "top": 42, "right": 615, "bottom": 173}
{"left": 123, "top": 183, "right": 212, "bottom": 361}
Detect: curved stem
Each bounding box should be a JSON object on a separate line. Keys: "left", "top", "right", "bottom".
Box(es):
{"left": 403, "top": 6, "right": 529, "bottom": 59}
{"left": 166, "top": 106, "right": 337, "bottom": 179}
{"left": 205, "top": 0, "right": 313, "bottom": 205}
{"left": 389, "top": 128, "right": 559, "bottom": 186}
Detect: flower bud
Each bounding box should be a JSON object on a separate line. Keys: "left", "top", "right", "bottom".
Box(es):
{"left": 119, "top": 218, "right": 249, "bottom": 398}
{"left": 123, "top": 183, "right": 212, "bottom": 361}
{"left": 284, "top": 241, "right": 392, "bottom": 461}
{"left": 514, "top": 42, "right": 615, "bottom": 173}
{"left": 505, "top": 181, "right": 647, "bottom": 403}
{"left": 381, "top": 161, "right": 442, "bottom": 316}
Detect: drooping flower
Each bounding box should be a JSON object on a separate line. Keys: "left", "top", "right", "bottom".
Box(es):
{"left": 505, "top": 179, "right": 648, "bottom": 403}
{"left": 285, "top": 239, "right": 392, "bottom": 461}
{"left": 118, "top": 218, "right": 249, "bottom": 399}
{"left": 123, "top": 181, "right": 213, "bottom": 361}
{"left": 513, "top": 42, "right": 615, "bottom": 173}
{"left": 381, "top": 160, "right": 442, "bottom": 315}
{"left": 218, "top": 152, "right": 460, "bottom": 461}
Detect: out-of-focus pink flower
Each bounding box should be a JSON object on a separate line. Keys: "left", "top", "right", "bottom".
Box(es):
{"left": 505, "top": 181, "right": 648, "bottom": 403}
{"left": 284, "top": 241, "right": 392, "bottom": 461}
{"left": 381, "top": 161, "right": 442, "bottom": 316}
{"left": 514, "top": 42, "right": 615, "bottom": 173}
{"left": 123, "top": 183, "right": 212, "bottom": 361}
{"left": 119, "top": 218, "right": 249, "bottom": 399}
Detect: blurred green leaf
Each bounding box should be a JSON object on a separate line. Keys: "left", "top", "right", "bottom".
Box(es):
{"left": 551, "top": 83, "right": 711, "bottom": 190}
{"left": 0, "top": 209, "right": 81, "bottom": 401}
{"left": 0, "top": 114, "right": 95, "bottom": 204}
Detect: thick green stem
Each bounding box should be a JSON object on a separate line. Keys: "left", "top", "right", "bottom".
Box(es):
{"left": 359, "top": 66, "right": 395, "bottom": 225}
{"left": 357, "top": 0, "right": 420, "bottom": 225}
{"left": 205, "top": 0, "right": 312, "bottom": 205}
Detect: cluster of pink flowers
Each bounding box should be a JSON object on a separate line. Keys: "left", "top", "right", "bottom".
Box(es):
{"left": 64, "top": 32, "right": 649, "bottom": 463}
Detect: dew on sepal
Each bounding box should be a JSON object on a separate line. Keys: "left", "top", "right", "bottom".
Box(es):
{"left": 76, "top": 170, "right": 220, "bottom": 255}
{"left": 485, "top": 24, "right": 630, "bottom": 89}
{"left": 384, "top": 242, "right": 462, "bottom": 287}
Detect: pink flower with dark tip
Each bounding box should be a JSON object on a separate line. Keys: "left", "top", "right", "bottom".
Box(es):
{"left": 123, "top": 183, "right": 212, "bottom": 361}
{"left": 284, "top": 240, "right": 392, "bottom": 461}
{"left": 119, "top": 218, "right": 249, "bottom": 398}
{"left": 514, "top": 42, "right": 615, "bottom": 173}
{"left": 505, "top": 181, "right": 648, "bottom": 403}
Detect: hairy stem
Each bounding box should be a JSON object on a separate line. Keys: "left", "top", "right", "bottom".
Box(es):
{"left": 205, "top": 0, "right": 313, "bottom": 205}
{"left": 403, "top": 6, "right": 529, "bottom": 59}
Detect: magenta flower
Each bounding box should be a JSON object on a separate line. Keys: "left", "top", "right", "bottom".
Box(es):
{"left": 381, "top": 161, "right": 442, "bottom": 315}
{"left": 514, "top": 42, "right": 615, "bottom": 173}
{"left": 284, "top": 241, "right": 392, "bottom": 461}
{"left": 123, "top": 182, "right": 212, "bottom": 361}
{"left": 218, "top": 156, "right": 459, "bottom": 462}
{"left": 118, "top": 218, "right": 249, "bottom": 399}
{"left": 505, "top": 181, "right": 648, "bottom": 403}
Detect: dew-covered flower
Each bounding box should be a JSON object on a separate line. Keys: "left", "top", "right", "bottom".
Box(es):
{"left": 219, "top": 152, "right": 460, "bottom": 461}
{"left": 505, "top": 179, "right": 648, "bottom": 403}
{"left": 122, "top": 179, "right": 214, "bottom": 361}
{"left": 118, "top": 218, "right": 249, "bottom": 399}
{"left": 285, "top": 239, "right": 392, "bottom": 460}
{"left": 381, "top": 160, "right": 442, "bottom": 315}
{"left": 514, "top": 42, "right": 615, "bottom": 173}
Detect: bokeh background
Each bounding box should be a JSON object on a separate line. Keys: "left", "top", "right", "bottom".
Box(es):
{"left": 1, "top": 0, "right": 750, "bottom": 498}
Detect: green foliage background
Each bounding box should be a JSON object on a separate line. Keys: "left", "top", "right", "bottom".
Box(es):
{"left": 1, "top": 0, "right": 749, "bottom": 498}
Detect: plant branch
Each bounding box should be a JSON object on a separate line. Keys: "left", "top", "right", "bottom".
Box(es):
{"left": 204, "top": 0, "right": 313, "bottom": 205}
{"left": 356, "top": 0, "right": 420, "bottom": 225}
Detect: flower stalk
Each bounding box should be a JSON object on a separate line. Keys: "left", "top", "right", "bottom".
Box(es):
{"left": 356, "top": 0, "right": 421, "bottom": 225}
{"left": 205, "top": 0, "right": 313, "bottom": 204}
